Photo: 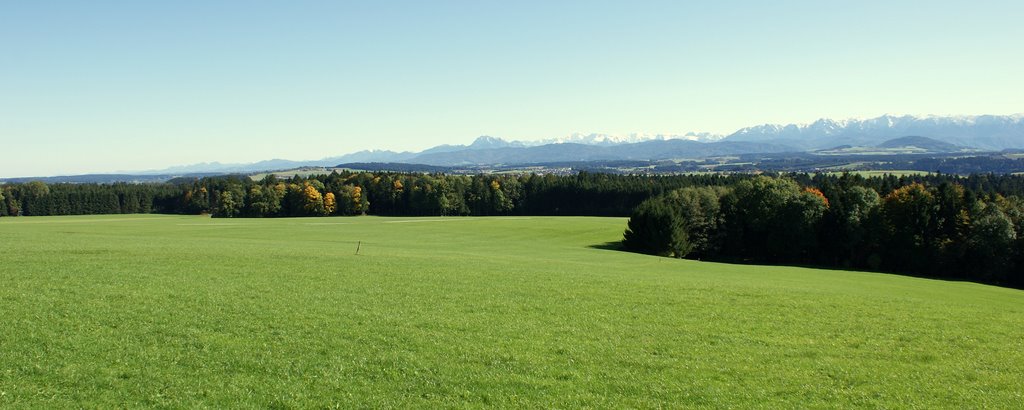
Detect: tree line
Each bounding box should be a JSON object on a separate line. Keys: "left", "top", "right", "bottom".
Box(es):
{"left": 0, "top": 181, "right": 182, "bottom": 217}
{"left": 4, "top": 171, "right": 1024, "bottom": 220}
{"left": 4, "top": 170, "right": 1024, "bottom": 287}
{"left": 2, "top": 171, "right": 741, "bottom": 218}
{"left": 624, "top": 173, "right": 1024, "bottom": 288}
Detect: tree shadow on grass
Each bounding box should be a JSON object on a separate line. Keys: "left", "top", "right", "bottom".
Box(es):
{"left": 590, "top": 241, "right": 1023, "bottom": 289}
{"left": 588, "top": 241, "right": 625, "bottom": 251}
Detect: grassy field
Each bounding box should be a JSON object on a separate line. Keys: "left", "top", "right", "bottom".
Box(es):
{"left": 248, "top": 167, "right": 340, "bottom": 181}
{"left": 2, "top": 215, "right": 1023, "bottom": 407}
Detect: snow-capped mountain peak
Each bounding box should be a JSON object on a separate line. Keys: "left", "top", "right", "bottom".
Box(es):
{"left": 468, "top": 135, "right": 524, "bottom": 149}
{"left": 724, "top": 113, "right": 1024, "bottom": 151}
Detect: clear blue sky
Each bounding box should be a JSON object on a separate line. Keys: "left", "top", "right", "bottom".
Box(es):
{"left": 2, "top": 1, "right": 1022, "bottom": 177}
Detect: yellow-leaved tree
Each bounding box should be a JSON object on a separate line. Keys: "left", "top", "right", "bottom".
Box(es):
{"left": 302, "top": 184, "right": 327, "bottom": 216}
{"left": 324, "top": 192, "right": 337, "bottom": 215}
{"left": 352, "top": 186, "right": 364, "bottom": 213}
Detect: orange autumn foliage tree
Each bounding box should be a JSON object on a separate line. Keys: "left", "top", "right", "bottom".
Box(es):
{"left": 804, "top": 187, "right": 830, "bottom": 208}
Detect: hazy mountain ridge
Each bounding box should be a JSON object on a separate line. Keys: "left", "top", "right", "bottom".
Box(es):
{"left": 404, "top": 140, "right": 794, "bottom": 166}
{"left": 130, "top": 133, "right": 732, "bottom": 174}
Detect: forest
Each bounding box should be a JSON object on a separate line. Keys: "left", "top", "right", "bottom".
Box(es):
{"left": 623, "top": 174, "right": 1024, "bottom": 288}
{"left": 4, "top": 171, "right": 1024, "bottom": 287}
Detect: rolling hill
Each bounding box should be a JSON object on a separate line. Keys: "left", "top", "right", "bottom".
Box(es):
{"left": 876, "top": 136, "right": 965, "bottom": 152}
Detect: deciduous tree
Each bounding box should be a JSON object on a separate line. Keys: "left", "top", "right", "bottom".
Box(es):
{"left": 324, "top": 192, "right": 337, "bottom": 215}
{"left": 302, "top": 184, "right": 327, "bottom": 216}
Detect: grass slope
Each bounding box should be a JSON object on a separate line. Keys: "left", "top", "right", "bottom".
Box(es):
{"left": 1, "top": 215, "right": 1022, "bottom": 408}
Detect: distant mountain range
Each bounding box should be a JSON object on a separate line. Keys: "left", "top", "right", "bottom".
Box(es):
{"left": 69, "top": 113, "right": 1024, "bottom": 175}
{"left": 725, "top": 114, "right": 1024, "bottom": 151}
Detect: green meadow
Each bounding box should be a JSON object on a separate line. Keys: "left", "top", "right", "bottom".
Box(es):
{"left": 821, "top": 169, "right": 933, "bottom": 177}
{"left": 1, "top": 215, "right": 1022, "bottom": 408}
